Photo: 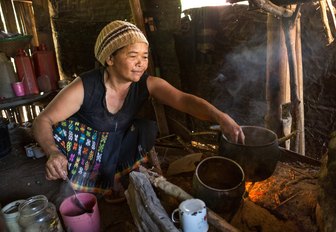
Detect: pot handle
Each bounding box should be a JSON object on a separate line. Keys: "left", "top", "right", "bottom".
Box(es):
{"left": 171, "top": 208, "right": 180, "bottom": 223}
{"left": 278, "top": 130, "right": 297, "bottom": 145}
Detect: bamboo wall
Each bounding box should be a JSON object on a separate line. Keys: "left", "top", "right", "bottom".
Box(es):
{"left": 1, "top": 0, "right": 335, "bottom": 159}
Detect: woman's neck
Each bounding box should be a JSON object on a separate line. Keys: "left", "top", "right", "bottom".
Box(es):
{"left": 104, "top": 69, "right": 131, "bottom": 92}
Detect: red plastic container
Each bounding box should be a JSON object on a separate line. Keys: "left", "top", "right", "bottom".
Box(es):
{"left": 32, "top": 43, "right": 59, "bottom": 90}
{"left": 14, "top": 49, "right": 39, "bottom": 95}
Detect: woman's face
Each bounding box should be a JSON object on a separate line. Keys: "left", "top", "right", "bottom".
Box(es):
{"left": 108, "top": 42, "right": 149, "bottom": 82}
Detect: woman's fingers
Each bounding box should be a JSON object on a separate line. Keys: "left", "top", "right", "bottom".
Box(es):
{"left": 224, "top": 126, "right": 245, "bottom": 144}
{"left": 235, "top": 127, "right": 245, "bottom": 144}
{"left": 45, "top": 153, "right": 68, "bottom": 180}
{"left": 45, "top": 163, "right": 59, "bottom": 180}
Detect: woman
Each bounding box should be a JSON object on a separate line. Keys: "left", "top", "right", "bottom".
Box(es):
{"left": 33, "top": 20, "right": 245, "bottom": 199}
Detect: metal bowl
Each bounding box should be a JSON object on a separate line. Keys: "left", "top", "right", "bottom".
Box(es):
{"left": 0, "top": 35, "right": 33, "bottom": 58}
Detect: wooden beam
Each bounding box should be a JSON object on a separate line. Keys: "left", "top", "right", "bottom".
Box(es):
{"left": 26, "top": 2, "right": 39, "bottom": 46}
{"left": 265, "top": 15, "right": 288, "bottom": 137}
{"left": 295, "top": 15, "right": 305, "bottom": 155}
{"left": 283, "top": 10, "right": 303, "bottom": 153}
{"left": 129, "top": 0, "right": 170, "bottom": 136}
{"left": 319, "top": 0, "right": 334, "bottom": 44}
{"left": 47, "top": 0, "right": 66, "bottom": 80}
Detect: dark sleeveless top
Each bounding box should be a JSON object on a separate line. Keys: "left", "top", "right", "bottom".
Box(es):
{"left": 73, "top": 68, "right": 150, "bottom": 132}
{"left": 60, "top": 68, "right": 156, "bottom": 188}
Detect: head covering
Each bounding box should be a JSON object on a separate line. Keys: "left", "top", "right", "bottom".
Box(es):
{"left": 94, "top": 20, "right": 149, "bottom": 65}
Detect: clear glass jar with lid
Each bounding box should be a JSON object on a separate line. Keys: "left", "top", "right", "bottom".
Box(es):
{"left": 18, "top": 195, "right": 63, "bottom": 232}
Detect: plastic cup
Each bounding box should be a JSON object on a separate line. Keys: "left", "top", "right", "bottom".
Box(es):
{"left": 11, "top": 82, "right": 25, "bottom": 97}
{"left": 59, "top": 193, "right": 100, "bottom": 232}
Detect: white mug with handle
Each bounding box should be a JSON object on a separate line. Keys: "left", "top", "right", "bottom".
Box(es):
{"left": 171, "top": 198, "right": 209, "bottom": 232}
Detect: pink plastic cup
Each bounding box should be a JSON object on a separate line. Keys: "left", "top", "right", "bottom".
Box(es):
{"left": 59, "top": 193, "right": 100, "bottom": 232}
{"left": 11, "top": 82, "right": 25, "bottom": 96}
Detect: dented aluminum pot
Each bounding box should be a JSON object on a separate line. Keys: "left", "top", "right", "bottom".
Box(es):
{"left": 192, "top": 156, "right": 245, "bottom": 219}
{"left": 218, "top": 125, "right": 280, "bottom": 182}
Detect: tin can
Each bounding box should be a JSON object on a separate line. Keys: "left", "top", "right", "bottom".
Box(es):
{"left": 24, "top": 144, "right": 36, "bottom": 158}
{"left": 1, "top": 199, "right": 26, "bottom": 232}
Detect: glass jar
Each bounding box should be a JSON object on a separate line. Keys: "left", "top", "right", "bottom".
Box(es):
{"left": 18, "top": 195, "right": 63, "bottom": 232}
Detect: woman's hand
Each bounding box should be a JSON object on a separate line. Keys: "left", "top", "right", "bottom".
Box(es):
{"left": 218, "top": 113, "right": 245, "bottom": 144}
{"left": 45, "top": 152, "right": 68, "bottom": 180}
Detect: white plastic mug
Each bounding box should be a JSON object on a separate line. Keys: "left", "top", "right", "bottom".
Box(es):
{"left": 171, "top": 198, "right": 209, "bottom": 232}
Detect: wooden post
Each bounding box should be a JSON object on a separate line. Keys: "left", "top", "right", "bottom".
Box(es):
{"left": 295, "top": 16, "right": 305, "bottom": 155}
{"left": 265, "top": 15, "right": 290, "bottom": 138}
{"left": 26, "top": 2, "right": 39, "bottom": 47}
{"left": 319, "top": 0, "right": 334, "bottom": 44}
{"left": 129, "top": 0, "right": 170, "bottom": 136}
{"left": 283, "top": 13, "right": 303, "bottom": 153}
{"left": 47, "top": 0, "right": 66, "bottom": 80}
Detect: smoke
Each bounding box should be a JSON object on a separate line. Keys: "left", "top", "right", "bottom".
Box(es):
{"left": 210, "top": 38, "right": 268, "bottom": 125}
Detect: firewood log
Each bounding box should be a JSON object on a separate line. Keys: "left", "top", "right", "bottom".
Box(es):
{"left": 125, "top": 171, "right": 179, "bottom": 232}
{"left": 139, "top": 166, "right": 240, "bottom": 232}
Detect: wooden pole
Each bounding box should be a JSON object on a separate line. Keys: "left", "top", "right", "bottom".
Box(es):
{"left": 129, "top": 0, "right": 170, "bottom": 136}
{"left": 265, "top": 14, "right": 289, "bottom": 138}
{"left": 47, "top": 1, "right": 66, "bottom": 80}
{"left": 319, "top": 0, "right": 334, "bottom": 44}
{"left": 283, "top": 9, "right": 304, "bottom": 153}
{"left": 295, "top": 16, "right": 305, "bottom": 155}
{"left": 326, "top": 0, "right": 336, "bottom": 31}
{"left": 26, "top": 2, "right": 39, "bottom": 47}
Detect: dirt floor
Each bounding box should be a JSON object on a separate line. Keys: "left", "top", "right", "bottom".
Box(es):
{"left": 0, "top": 125, "right": 322, "bottom": 232}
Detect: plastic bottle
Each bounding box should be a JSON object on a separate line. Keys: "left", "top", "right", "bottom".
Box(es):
{"left": 0, "top": 52, "right": 17, "bottom": 98}
{"left": 14, "top": 49, "right": 39, "bottom": 95}
{"left": 32, "top": 44, "right": 59, "bottom": 90}
{"left": 18, "top": 195, "right": 63, "bottom": 232}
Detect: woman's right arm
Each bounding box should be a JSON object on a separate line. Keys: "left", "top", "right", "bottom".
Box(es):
{"left": 32, "top": 77, "right": 84, "bottom": 179}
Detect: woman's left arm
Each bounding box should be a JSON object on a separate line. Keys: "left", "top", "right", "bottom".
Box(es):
{"left": 147, "top": 76, "right": 245, "bottom": 143}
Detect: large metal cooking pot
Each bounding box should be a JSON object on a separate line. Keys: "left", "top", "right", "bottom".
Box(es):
{"left": 218, "top": 125, "right": 280, "bottom": 182}
{"left": 192, "top": 156, "right": 245, "bottom": 219}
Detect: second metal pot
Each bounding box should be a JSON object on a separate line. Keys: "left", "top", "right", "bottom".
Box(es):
{"left": 192, "top": 156, "right": 245, "bottom": 219}
{"left": 218, "top": 125, "right": 280, "bottom": 182}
